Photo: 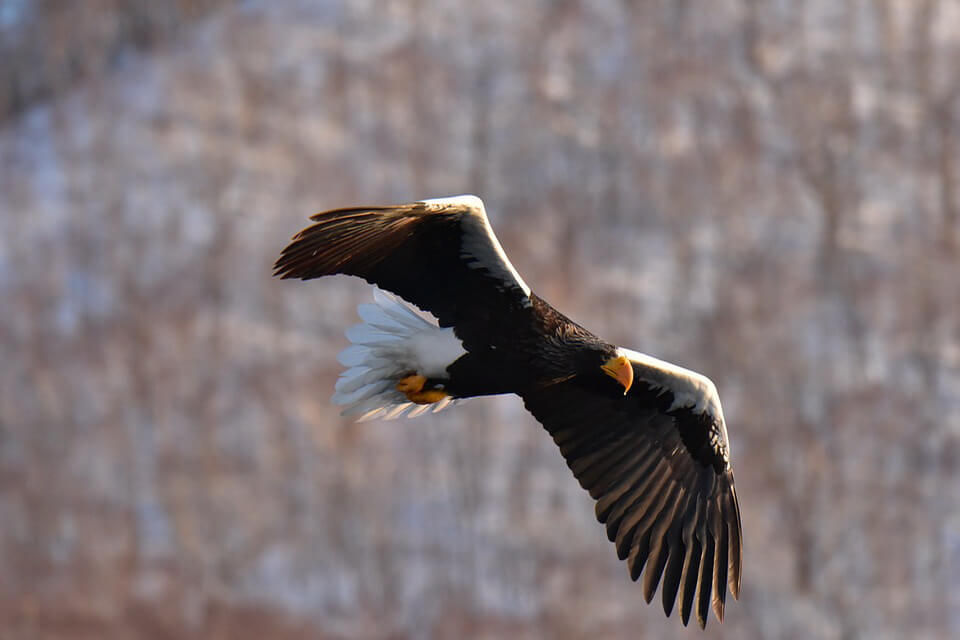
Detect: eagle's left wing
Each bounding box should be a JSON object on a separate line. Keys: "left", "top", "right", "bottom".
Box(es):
{"left": 521, "top": 370, "right": 742, "bottom": 628}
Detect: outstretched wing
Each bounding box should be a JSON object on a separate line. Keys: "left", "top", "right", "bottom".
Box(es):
{"left": 273, "top": 195, "right": 530, "bottom": 342}
{"left": 521, "top": 373, "right": 742, "bottom": 629}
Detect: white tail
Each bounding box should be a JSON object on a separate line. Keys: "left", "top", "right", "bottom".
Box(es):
{"left": 332, "top": 288, "right": 464, "bottom": 421}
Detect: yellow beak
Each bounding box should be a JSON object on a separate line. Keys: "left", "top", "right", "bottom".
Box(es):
{"left": 601, "top": 354, "right": 634, "bottom": 395}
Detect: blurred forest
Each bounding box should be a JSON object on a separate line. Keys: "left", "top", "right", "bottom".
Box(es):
{"left": 2, "top": 0, "right": 959, "bottom": 638}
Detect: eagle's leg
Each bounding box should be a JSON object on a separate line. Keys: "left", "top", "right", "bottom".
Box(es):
{"left": 396, "top": 374, "right": 450, "bottom": 405}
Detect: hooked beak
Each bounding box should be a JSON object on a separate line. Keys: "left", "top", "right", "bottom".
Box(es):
{"left": 601, "top": 354, "right": 634, "bottom": 395}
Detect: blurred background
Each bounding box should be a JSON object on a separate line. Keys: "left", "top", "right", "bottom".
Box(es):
{"left": 2, "top": 1, "right": 959, "bottom": 638}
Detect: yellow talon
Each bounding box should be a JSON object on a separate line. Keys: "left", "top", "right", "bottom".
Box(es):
{"left": 396, "top": 374, "right": 449, "bottom": 404}
{"left": 396, "top": 374, "right": 427, "bottom": 394}
{"left": 405, "top": 389, "right": 449, "bottom": 405}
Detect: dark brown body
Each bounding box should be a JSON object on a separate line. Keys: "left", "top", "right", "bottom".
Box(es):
{"left": 440, "top": 294, "right": 619, "bottom": 399}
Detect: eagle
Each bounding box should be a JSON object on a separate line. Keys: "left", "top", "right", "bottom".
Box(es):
{"left": 273, "top": 195, "right": 742, "bottom": 628}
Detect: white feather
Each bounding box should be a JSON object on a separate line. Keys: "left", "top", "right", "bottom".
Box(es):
{"left": 356, "top": 307, "right": 407, "bottom": 332}
{"left": 335, "top": 368, "right": 386, "bottom": 393}
{"left": 344, "top": 324, "right": 405, "bottom": 345}
{"left": 407, "top": 404, "right": 433, "bottom": 418}
{"left": 373, "top": 287, "right": 434, "bottom": 327}
{"left": 383, "top": 403, "right": 414, "bottom": 420}
{"left": 617, "top": 347, "right": 725, "bottom": 423}
{"left": 333, "top": 287, "right": 467, "bottom": 420}
{"left": 356, "top": 408, "right": 387, "bottom": 422}
{"left": 432, "top": 397, "right": 452, "bottom": 412}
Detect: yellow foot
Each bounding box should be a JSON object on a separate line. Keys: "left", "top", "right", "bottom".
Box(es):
{"left": 405, "top": 389, "right": 450, "bottom": 405}
{"left": 396, "top": 374, "right": 427, "bottom": 394}
{"left": 396, "top": 374, "right": 449, "bottom": 405}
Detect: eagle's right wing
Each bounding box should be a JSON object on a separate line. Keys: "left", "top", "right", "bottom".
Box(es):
{"left": 273, "top": 195, "right": 530, "bottom": 346}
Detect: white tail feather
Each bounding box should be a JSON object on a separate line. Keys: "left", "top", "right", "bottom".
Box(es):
{"left": 333, "top": 288, "right": 465, "bottom": 420}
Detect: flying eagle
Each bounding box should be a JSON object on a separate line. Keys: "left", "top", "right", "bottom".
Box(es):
{"left": 273, "top": 195, "right": 742, "bottom": 628}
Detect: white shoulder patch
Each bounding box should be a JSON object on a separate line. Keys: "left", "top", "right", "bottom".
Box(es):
{"left": 421, "top": 194, "right": 484, "bottom": 209}
{"left": 420, "top": 194, "right": 532, "bottom": 298}
{"left": 617, "top": 347, "right": 725, "bottom": 422}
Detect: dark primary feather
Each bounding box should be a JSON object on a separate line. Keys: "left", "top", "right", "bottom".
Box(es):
{"left": 522, "top": 377, "right": 742, "bottom": 628}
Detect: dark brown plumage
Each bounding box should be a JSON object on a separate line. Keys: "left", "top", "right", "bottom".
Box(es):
{"left": 274, "top": 195, "right": 742, "bottom": 628}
